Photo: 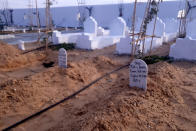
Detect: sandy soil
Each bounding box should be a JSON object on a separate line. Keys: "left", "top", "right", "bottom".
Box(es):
{"left": 0, "top": 41, "right": 46, "bottom": 72}
{"left": 0, "top": 42, "right": 196, "bottom": 131}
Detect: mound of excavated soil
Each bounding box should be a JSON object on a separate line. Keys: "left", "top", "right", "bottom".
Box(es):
{"left": 0, "top": 41, "right": 20, "bottom": 59}
{"left": 50, "top": 62, "right": 196, "bottom": 131}
{"left": 0, "top": 41, "right": 46, "bottom": 71}
{"left": 0, "top": 44, "right": 195, "bottom": 131}
{"left": 0, "top": 59, "right": 102, "bottom": 117}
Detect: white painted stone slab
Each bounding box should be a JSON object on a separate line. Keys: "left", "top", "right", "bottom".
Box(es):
{"left": 169, "top": 37, "right": 196, "bottom": 61}
{"left": 130, "top": 59, "right": 148, "bottom": 91}
{"left": 116, "top": 36, "right": 133, "bottom": 54}
{"left": 163, "top": 18, "right": 179, "bottom": 34}
{"left": 84, "top": 17, "right": 98, "bottom": 35}
{"left": 18, "top": 40, "right": 25, "bottom": 51}
{"left": 146, "top": 17, "right": 165, "bottom": 37}
{"left": 186, "top": 19, "right": 196, "bottom": 39}
{"left": 109, "top": 17, "right": 126, "bottom": 36}
{"left": 58, "top": 48, "right": 67, "bottom": 68}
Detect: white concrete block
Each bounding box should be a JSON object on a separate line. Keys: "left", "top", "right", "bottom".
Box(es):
{"left": 163, "top": 33, "right": 177, "bottom": 43}
{"left": 142, "top": 37, "right": 163, "bottom": 53}
{"left": 84, "top": 17, "right": 98, "bottom": 35}
{"left": 0, "top": 34, "right": 15, "bottom": 40}
{"left": 97, "top": 26, "right": 104, "bottom": 36}
{"left": 187, "top": 19, "right": 196, "bottom": 39}
{"left": 116, "top": 37, "right": 132, "bottom": 54}
{"left": 169, "top": 37, "right": 196, "bottom": 61}
{"left": 146, "top": 17, "right": 165, "bottom": 37}
{"left": 76, "top": 34, "right": 92, "bottom": 50}
{"left": 18, "top": 40, "right": 25, "bottom": 51}
{"left": 163, "top": 18, "right": 179, "bottom": 34}
{"left": 110, "top": 17, "right": 127, "bottom": 36}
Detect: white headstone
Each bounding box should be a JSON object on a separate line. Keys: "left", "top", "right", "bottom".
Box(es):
{"left": 130, "top": 59, "right": 148, "bottom": 91}
{"left": 97, "top": 26, "right": 104, "bottom": 36}
{"left": 146, "top": 17, "right": 165, "bottom": 37}
{"left": 164, "top": 18, "right": 178, "bottom": 34}
{"left": 84, "top": 17, "right": 98, "bottom": 35}
{"left": 12, "top": 28, "right": 15, "bottom": 32}
{"left": 18, "top": 40, "right": 25, "bottom": 51}
{"left": 23, "top": 29, "right": 26, "bottom": 33}
{"left": 58, "top": 48, "right": 67, "bottom": 68}
{"left": 186, "top": 19, "right": 196, "bottom": 39}
{"left": 109, "top": 17, "right": 127, "bottom": 36}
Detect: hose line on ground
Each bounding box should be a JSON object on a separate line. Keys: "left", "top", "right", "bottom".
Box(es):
{"left": 3, "top": 64, "right": 129, "bottom": 131}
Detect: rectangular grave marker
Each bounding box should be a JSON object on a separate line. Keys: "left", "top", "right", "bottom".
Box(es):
{"left": 130, "top": 59, "right": 148, "bottom": 91}
{"left": 58, "top": 48, "right": 67, "bottom": 68}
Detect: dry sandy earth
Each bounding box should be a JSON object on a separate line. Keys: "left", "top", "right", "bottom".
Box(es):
{"left": 0, "top": 41, "right": 195, "bottom": 131}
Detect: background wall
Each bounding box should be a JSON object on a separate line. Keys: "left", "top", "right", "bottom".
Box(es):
{"left": 10, "top": 1, "right": 185, "bottom": 29}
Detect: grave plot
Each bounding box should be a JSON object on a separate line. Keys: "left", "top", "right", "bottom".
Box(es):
{"left": 76, "top": 17, "right": 128, "bottom": 50}
{"left": 0, "top": 41, "right": 46, "bottom": 71}
{"left": 169, "top": 37, "right": 196, "bottom": 61}
{"left": 52, "top": 17, "right": 99, "bottom": 45}
{"left": 0, "top": 38, "right": 196, "bottom": 131}
{"left": 116, "top": 17, "right": 165, "bottom": 55}
{"left": 169, "top": 19, "right": 196, "bottom": 61}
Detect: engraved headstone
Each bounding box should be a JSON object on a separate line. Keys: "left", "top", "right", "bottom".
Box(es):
{"left": 130, "top": 59, "right": 148, "bottom": 91}
{"left": 58, "top": 48, "right": 67, "bottom": 68}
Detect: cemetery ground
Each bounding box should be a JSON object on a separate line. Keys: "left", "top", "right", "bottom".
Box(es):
{"left": 0, "top": 41, "right": 196, "bottom": 131}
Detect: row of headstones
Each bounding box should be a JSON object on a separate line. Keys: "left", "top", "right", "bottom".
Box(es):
{"left": 84, "top": 16, "right": 128, "bottom": 36}
{"left": 58, "top": 48, "right": 148, "bottom": 91}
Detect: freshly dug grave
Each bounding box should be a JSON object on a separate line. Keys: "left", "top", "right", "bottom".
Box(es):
{"left": 0, "top": 59, "right": 103, "bottom": 116}
{"left": 0, "top": 55, "right": 122, "bottom": 130}
{"left": 0, "top": 41, "right": 46, "bottom": 71}
{"left": 48, "top": 61, "right": 196, "bottom": 131}
{"left": 0, "top": 44, "right": 195, "bottom": 131}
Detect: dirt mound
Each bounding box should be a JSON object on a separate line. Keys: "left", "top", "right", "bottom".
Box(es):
{"left": 67, "top": 61, "right": 100, "bottom": 84}
{"left": 147, "top": 62, "right": 184, "bottom": 103}
{"left": 0, "top": 41, "right": 46, "bottom": 71}
{"left": 57, "top": 62, "right": 189, "bottom": 131}
{"left": 0, "top": 59, "right": 101, "bottom": 117}
{"left": 93, "top": 56, "right": 117, "bottom": 66}
{"left": 0, "top": 44, "right": 196, "bottom": 131}
{"left": 0, "top": 41, "right": 20, "bottom": 57}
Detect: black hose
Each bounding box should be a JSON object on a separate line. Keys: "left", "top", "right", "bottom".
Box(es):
{"left": 2, "top": 64, "right": 129, "bottom": 131}
{"left": 22, "top": 44, "right": 54, "bottom": 54}
{"left": 22, "top": 45, "right": 46, "bottom": 54}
